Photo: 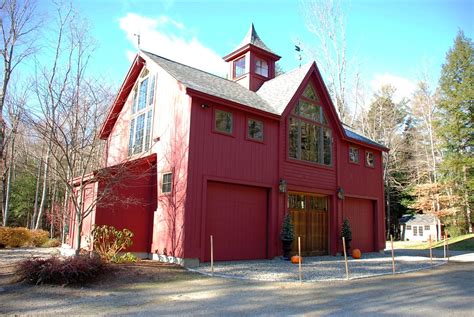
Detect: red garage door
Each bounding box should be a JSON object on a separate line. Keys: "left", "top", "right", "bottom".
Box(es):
{"left": 204, "top": 182, "right": 267, "bottom": 262}
{"left": 344, "top": 198, "right": 375, "bottom": 253}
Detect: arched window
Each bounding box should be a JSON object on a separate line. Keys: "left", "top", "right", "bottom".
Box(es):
{"left": 288, "top": 83, "right": 332, "bottom": 166}
{"left": 128, "top": 68, "right": 156, "bottom": 156}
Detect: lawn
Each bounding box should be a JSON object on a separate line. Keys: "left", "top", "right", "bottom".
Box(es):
{"left": 393, "top": 234, "right": 474, "bottom": 251}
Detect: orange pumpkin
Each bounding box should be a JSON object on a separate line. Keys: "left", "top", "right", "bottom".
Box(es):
{"left": 352, "top": 248, "right": 362, "bottom": 259}
{"left": 291, "top": 255, "right": 303, "bottom": 264}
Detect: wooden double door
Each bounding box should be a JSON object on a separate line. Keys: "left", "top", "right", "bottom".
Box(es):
{"left": 288, "top": 193, "right": 329, "bottom": 256}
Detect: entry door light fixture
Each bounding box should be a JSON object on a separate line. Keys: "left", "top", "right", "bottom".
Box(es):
{"left": 279, "top": 179, "right": 287, "bottom": 193}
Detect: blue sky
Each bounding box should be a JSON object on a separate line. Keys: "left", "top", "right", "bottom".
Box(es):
{"left": 38, "top": 0, "right": 473, "bottom": 102}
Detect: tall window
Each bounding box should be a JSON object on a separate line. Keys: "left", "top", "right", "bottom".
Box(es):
{"left": 162, "top": 172, "right": 172, "bottom": 193}
{"left": 233, "top": 56, "right": 246, "bottom": 78}
{"left": 366, "top": 151, "right": 375, "bottom": 167}
{"left": 247, "top": 118, "right": 263, "bottom": 141}
{"left": 128, "top": 70, "right": 155, "bottom": 156}
{"left": 288, "top": 83, "right": 332, "bottom": 166}
{"left": 255, "top": 58, "right": 268, "bottom": 77}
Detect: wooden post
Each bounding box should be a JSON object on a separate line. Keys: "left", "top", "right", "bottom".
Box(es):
{"left": 429, "top": 235, "right": 433, "bottom": 266}
{"left": 390, "top": 234, "right": 395, "bottom": 274}
{"left": 342, "top": 237, "right": 349, "bottom": 280}
{"left": 210, "top": 235, "right": 214, "bottom": 276}
{"left": 298, "top": 236, "right": 302, "bottom": 283}
{"left": 446, "top": 233, "right": 450, "bottom": 263}
{"left": 443, "top": 234, "right": 447, "bottom": 259}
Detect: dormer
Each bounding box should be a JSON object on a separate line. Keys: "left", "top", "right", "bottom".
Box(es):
{"left": 223, "top": 23, "right": 281, "bottom": 92}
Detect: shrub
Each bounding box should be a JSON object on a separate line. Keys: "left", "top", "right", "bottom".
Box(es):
{"left": 0, "top": 227, "right": 31, "bottom": 247}
{"left": 91, "top": 225, "right": 134, "bottom": 262}
{"left": 30, "top": 230, "right": 49, "bottom": 247}
{"left": 280, "top": 214, "right": 295, "bottom": 241}
{"left": 17, "top": 256, "right": 108, "bottom": 285}
{"left": 111, "top": 252, "right": 138, "bottom": 263}
{"left": 42, "top": 238, "right": 61, "bottom": 248}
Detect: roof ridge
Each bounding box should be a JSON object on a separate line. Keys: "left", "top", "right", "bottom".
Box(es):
{"left": 140, "top": 49, "right": 236, "bottom": 84}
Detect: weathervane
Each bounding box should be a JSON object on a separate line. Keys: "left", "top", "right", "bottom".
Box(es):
{"left": 295, "top": 43, "right": 303, "bottom": 67}
{"left": 133, "top": 33, "right": 141, "bottom": 49}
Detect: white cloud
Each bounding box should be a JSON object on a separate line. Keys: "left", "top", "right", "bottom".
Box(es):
{"left": 119, "top": 13, "right": 227, "bottom": 76}
{"left": 370, "top": 73, "right": 417, "bottom": 103}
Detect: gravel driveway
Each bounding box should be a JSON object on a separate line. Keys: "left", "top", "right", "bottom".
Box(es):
{"left": 191, "top": 253, "right": 447, "bottom": 282}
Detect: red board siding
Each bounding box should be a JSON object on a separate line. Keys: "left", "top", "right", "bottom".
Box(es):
{"left": 344, "top": 197, "right": 375, "bottom": 252}
{"left": 204, "top": 181, "right": 268, "bottom": 261}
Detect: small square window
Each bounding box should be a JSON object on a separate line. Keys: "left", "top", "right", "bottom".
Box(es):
{"left": 424, "top": 225, "right": 430, "bottom": 230}
{"left": 366, "top": 151, "right": 375, "bottom": 167}
{"left": 215, "top": 109, "right": 233, "bottom": 134}
{"left": 406, "top": 225, "right": 412, "bottom": 230}
{"left": 233, "top": 56, "right": 246, "bottom": 78}
{"left": 247, "top": 118, "right": 263, "bottom": 141}
{"left": 162, "top": 172, "right": 172, "bottom": 193}
{"left": 349, "top": 146, "right": 359, "bottom": 163}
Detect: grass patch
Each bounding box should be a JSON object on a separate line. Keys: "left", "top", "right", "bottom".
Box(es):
{"left": 395, "top": 234, "right": 474, "bottom": 251}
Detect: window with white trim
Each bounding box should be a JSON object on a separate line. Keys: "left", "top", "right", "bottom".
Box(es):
{"left": 233, "top": 56, "right": 246, "bottom": 78}
{"left": 128, "top": 70, "right": 155, "bottom": 156}
{"left": 255, "top": 58, "right": 268, "bottom": 77}
{"left": 162, "top": 172, "right": 172, "bottom": 193}
{"left": 424, "top": 225, "right": 430, "bottom": 230}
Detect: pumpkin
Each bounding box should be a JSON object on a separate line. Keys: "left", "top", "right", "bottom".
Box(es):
{"left": 352, "top": 248, "right": 362, "bottom": 259}
{"left": 291, "top": 255, "right": 302, "bottom": 264}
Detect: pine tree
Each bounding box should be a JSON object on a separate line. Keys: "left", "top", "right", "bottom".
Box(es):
{"left": 437, "top": 30, "right": 474, "bottom": 234}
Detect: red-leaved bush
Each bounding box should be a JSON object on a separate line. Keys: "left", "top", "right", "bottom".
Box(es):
{"left": 17, "top": 256, "right": 108, "bottom": 285}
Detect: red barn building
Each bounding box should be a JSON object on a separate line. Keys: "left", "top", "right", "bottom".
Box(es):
{"left": 66, "top": 24, "right": 388, "bottom": 266}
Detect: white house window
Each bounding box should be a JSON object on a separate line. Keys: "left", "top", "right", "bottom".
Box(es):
{"left": 247, "top": 118, "right": 263, "bottom": 141}
{"left": 233, "top": 56, "right": 246, "bottom": 78}
{"left": 215, "top": 109, "right": 233, "bottom": 134}
{"left": 128, "top": 70, "right": 155, "bottom": 156}
{"left": 413, "top": 226, "right": 418, "bottom": 236}
{"left": 255, "top": 58, "right": 268, "bottom": 77}
{"left": 162, "top": 172, "right": 172, "bottom": 193}
{"left": 349, "top": 146, "right": 359, "bottom": 163}
{"left": 289, "top": 84, "right": 332, "bottom": 166}
{"left": 406, "top": 225, "right": 412, "bottom": 230}
{"left": 366, "top": 151, "right": 375, "bottom": 167}
{"left": 419, "top": 226, "right": 424, "bottom": 236}
{"left": 424, "top": 225, "right": 430, "bottom": 230}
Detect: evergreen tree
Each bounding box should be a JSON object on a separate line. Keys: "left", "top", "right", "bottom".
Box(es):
{"left": 437, "top": 30, "right": 474, "bottom": 234}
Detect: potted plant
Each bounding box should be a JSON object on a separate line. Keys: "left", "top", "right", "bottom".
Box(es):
{"left": 340, "top": 218, "right": 352, "bottom": 254}
{"left": 280, "top": 213, "right": 295, "bottom": 260}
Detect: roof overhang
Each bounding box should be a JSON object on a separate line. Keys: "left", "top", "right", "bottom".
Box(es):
{"left": 223, "top": 44, "right": 281, "bottom": 62}
{"left": 99, "top": 54, "right": 145, "bottom": 140}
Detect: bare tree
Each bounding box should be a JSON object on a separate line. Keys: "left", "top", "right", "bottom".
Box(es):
{"left": 0, "top": 0, "right": 39, "bottom": 222}
{"left": 301, "top": 0, "right": 351, "bottom": 122}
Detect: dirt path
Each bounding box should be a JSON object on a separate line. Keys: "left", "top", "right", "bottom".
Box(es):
{"left": 1, "top": 260, "right": 473, "bottom": 316}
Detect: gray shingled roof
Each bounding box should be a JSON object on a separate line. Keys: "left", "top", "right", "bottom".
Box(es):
{"left": 233, "top": 23, "right": 277, "bottom": 55}
{"left": 142, "top": 50, "right": 278, "bottom": 114}
{"left": 343, "top": 124, "right": 388, "bottom": 149}
{"left": 400, "top": 214, "right": 438, "bottom": 225}
{"left": 142, "top": 50, "right": 386, "bottom": 150}
{"left": 257, "top": 63, "right": 313, "bottom": 114}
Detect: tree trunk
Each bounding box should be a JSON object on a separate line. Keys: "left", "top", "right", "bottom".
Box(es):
{"left": 463, "top": 165, "right": 472, "bottom": 233}
{"left": 35, "top": 146, "right": 51, "bottom": 229}
{"left": 31, "top": 158, "right": 42, "bottom": 229}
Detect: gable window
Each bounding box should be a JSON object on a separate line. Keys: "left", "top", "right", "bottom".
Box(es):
{"left": 288, "top": 83, "right": 332, "bottom": 166}
{"left": 233, "top": 56, "right": 246, "bottom": 78}
{"left": 255, "top": 58, "right": 268, "bottom": 77}
{"left": 366, "top": 151, "right": 375, "bottom": 167}
{"left": 215, "top": 109, "right": 233, "bottom": 134}
{"left": 128, "top": 70, "right": 155, "bottom": 156}
{"left": 247, "top": 118, "right": 263, "bottom": 141}
{"left": 349, "top": 146, "right": 359, "bottom": 164}
{"left": 162, "top": 172, "right": 172, "bottom": 193}
{"left": 406, "top": 225, "right": 412, "bottom": 230}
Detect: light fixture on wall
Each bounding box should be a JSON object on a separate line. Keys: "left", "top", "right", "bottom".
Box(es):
{"left": 201, "top": 104, "right": 210, "bottom": 109}
{"left": 279, "top": 179, "right": 287, "bottom": 193}
{"left": 337, "top": 187, "right": 345, "bottom": 200}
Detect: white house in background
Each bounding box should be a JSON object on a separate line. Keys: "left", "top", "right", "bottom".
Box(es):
{"left": 400, "top": 214, "right": 441, "bottom": 242}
